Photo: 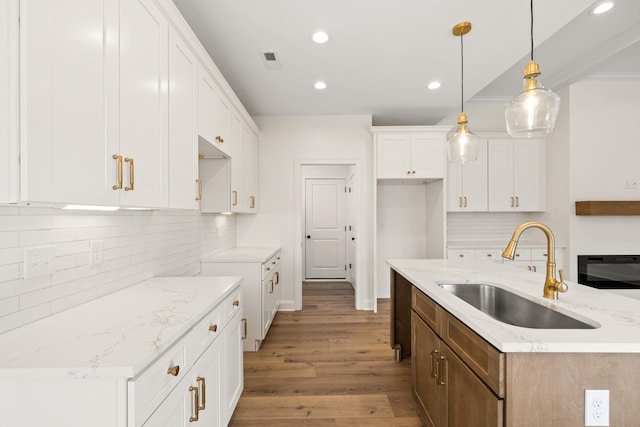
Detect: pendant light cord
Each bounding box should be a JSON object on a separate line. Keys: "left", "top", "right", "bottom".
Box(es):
{"left": 530, "top": 0, "right": 534, "bottom": 61}
{"left": 460, "top": 32, "right": 464, "bottom": 113}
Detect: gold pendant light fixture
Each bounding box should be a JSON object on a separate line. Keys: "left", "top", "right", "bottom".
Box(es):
{"left": 446, "top": 21, "right": 480, "bottom": 164}
{"left": 505, "top": 0, "right": 561, "bottom": 138}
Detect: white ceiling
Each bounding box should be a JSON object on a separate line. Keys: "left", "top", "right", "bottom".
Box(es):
{"left": 172, "top": 0, "right": 640, "bottom": 126}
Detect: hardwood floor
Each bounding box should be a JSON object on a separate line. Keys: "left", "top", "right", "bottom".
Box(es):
{"left": 229, "top": 282, "right": 427, "bottom": 426}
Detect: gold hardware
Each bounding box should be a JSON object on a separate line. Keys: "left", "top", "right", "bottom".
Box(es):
{"left": 503, "top": 222, "right": 568, "bottom": 299}
{"left": 208, "top": 324, "right": 218, "bottom": 332}
{"left": 124, "top": 158, "right": 134, "bottom": 191}
{"left": 198, "top": 154, "right": 205, "bottom": 159}
{"left": 463, "top": 196, "right": 467, "bottom": 207}
{"left": 533, "top": 266, "right": 537, "bottom": 272}
{"left": 459, "top": 197, "right": 462, "bottom": 208}
{"left": 167, "top": 365, "right": 180, "bottom": 376}
{"left": 113, "top": 155, "right": 123, "bottom": 190}
{"left": 515, "top": 196, "right": 519, "bottom": 207}
{"left": 196, "top": 179, "right": 202, "bottom": 201}
{"left": 515, "top": 253, "right": 520, "bottom": 257}
{"left": 189, "top": 386, "right": 200, "bottom": 422}
{"left": 275, "top": 271, "right": 279, "bottom": 285}
{"left": 510, "top": 196, "right": 514, "bottom": 207}
{"left": 250, "top": 196, "right": 255, "bottom": 209}
{"left": 197, "top": 376, "right": 206, "bottom": 410}
{"left": 458, "top": 253, "right": 464, "bottom": 258}
{"left": 266, "top": 267, "right": 271, "bottom": 272}
{"left": 270, "top": 280, "right": 274, "bottom": 294}
{"left": 233, "top": 300, "right": 240, "bottom": 307}
{"left": 272, "top": 261, "right": 276, "bottom": 265}
{"left": 407, "top": 170, "right": 410, "bottom": 175}
{"left": 241, "top": 318, "right": 247, "bottom": 339}
{"left": 215, "top": 135, "right": 224, "bottom": 143}
{"left": 528, "top": 266, "right": 532, "bottom": 271}
{"left": 430, "top": 349, "right": 439, "bottom": 378}
{"left": 487, "top": 253, "right": 492, "bottom": 257}
{"left": 437, "top": 355, "right": 447, "bottom": 385}
{"left": 233, "top": 190, "right": 238, "bottom": 206}
{"left": 412, "top": 170, "right": 416, "bottom": 174}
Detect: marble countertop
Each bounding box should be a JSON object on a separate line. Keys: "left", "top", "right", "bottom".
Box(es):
{"left": 387, "top": 259, "right": 640, "bottom": 353}
{"left": 201, "top": 246, "right": 281, "bottom": 264}
{"left": 0, "top": 276, "right": 242, "bottom": 379}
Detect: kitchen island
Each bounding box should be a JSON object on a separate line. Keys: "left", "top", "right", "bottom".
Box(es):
{"left": 389, "top": 259, "right": 640, "bottom": 426}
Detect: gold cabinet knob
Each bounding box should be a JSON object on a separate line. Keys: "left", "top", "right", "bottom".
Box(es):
{"left": 167, "top": 365, "right": 180, "bottom": 376}
{"left": 208, "top": 324, "right": 218, "bottom": 332}
{"left": 233, "top": 300, "right": 240, "bottom": 306}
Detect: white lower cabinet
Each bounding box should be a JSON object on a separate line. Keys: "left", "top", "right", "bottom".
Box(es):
{"left": 201, "top": 248, "right": 281, "bottom": 351}
{"left": 447, "top": 246, "right": 565, "bottom": 273}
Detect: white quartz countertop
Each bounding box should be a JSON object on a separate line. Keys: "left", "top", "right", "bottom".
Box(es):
{"left": 0, "top": 276, "right": 242, "bottom": 379}
{"left": 387, "top": 259, "right": 640, "bottom": 353}
{"left": 201, "top": 246, "right": 281, "bottom": 263}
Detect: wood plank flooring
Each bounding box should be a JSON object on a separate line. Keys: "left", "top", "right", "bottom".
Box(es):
{"left": 229, "top": 282, "right": 427, "bottom": 426}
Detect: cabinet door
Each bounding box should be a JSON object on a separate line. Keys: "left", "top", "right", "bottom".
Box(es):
{"left": 215, "top": 93, "right": 232, "bottom": 156}
{"left": 20, "top": 0, "right": 120, "bottom": 205}
{"left": 262, "top": 276, "right": 274, "bottom": 338}
{"left": 461, "top": 139, "right": 488, "bottom": 211}
{"left": 442, "top": 344, "right": 503, "bottom": 427}
{"left": 271, "top": 266, "right": 281, "bottom": 320}
{"left": 168, "top": 27, "right": 198, "bottom": 209}
{"left": 411, "top": 311, "right": 442, "bottom": 427}
{"left": 410, "top": 133, "right": 445, "bottom": 178}
{"left": 487, "top": 139, "right": 515, "bottom": 211}
{"left": 119, "top": 0, "right": 169, "bottom": 207}
{"left": 377, "top": 134, "right": 411, "bottom": 178}
{"left": 446, "top": 163, "right": 463, "bottom": 211}
{"left": 195, "top": 338, "right": 224, "bottom": 427}
{"left": 142, "top": 375, "right": 188, "bottom": 427}
{"left": 198, "top": 67, "right": 216, "bottom": 146}
{"left": 230, "top": 114, "right": 243, "bottom": 212}
{"left": 1, "top": 0, "right": 18, "bottom": 203}
{"left": 242, "top": 125, "right": 258, "bottom": 212}
{"left": 512, "top": 139, "right": 544, "bottom": 211}
{"left": 224, "top": 311, "right": 244, "bottom": 425}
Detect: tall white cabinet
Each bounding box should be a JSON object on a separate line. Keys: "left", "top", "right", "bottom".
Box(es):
{"left": 0, "top": 0, "right": 18, "bottom": 204}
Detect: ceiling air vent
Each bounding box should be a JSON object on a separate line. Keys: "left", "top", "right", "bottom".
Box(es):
{"left": 261, "top": 51, "right": 282, "bottom": 70}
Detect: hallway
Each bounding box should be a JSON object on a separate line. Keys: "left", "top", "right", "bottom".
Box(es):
{"left": 229, "top": 282, "right": 426, "bottom": 426}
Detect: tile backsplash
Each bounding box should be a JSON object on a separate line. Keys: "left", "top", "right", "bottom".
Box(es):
{"left": 447, "top": 212, "right": 540, "bottom": 243}
{"left": 0, "top": 206, "right": 235, "bottom": 333}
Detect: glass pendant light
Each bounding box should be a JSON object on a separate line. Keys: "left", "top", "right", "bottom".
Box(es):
{"left": 447, "top": 22, "right": 480, "bottom": 164}
{"left": 505, "top": 0, "right": 560, "bottom": 138}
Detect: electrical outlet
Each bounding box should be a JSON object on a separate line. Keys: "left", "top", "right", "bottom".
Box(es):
{"left": 90, "top": 240, "right": 104, "bottom": 265}
{"left": 625, "top": 179, "right": 639, "bottom": 189}
{"left": 585, "top": 389, "right": 609, "bottom": 426}
{"left": 24, "top": 246, "right": 56, "bottom": 279}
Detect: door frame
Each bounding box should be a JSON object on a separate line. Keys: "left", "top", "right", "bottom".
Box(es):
{"left": 294, "top": 159, "right": 364, "bottom": 310}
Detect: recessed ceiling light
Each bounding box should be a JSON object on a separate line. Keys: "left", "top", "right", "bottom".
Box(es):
{"left": 312, "top": 31, "right": 329, "bottom": 44}
{"left": 427, "top": 81, "right": 441, "bottom": 90}
{"left": 591, "top": 1, "right": 614, "bottom": 15}
{"left": 314, "top": 81, "right": 327, "bottom": 90}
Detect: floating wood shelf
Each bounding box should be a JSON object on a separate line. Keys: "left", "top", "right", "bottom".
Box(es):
{"left": 575, "top": 201, "right": 640, "bottom": 216}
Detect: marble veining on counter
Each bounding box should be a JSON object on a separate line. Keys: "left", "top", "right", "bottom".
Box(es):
{"left": 201, "top": 246, "right": 280, "bottom": 264}
{"left": 0, "top": 276, "right": 242, "bottom": 379}
{"left": 388, "top": 259, "right": 640, "bottom": 353}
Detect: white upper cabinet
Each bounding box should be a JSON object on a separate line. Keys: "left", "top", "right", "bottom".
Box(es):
{"left": 0, "top": 0, "right": 18, "bottom": 204}
{"left": 168, "top": 26, "right": 199, "bottom": 210}
{"left": 487, "top": 137, "right": 545, "bottom": 212}
{"left": 242, "top": 124, "right": 259, "bottom": 212}
{"left": 230, "top": 113, "right": 243, "bottom": 212}
{"left": 447, "top": 139, "right": 488, "bottom": 212}
{"left": 20, "top": 0, "right": 120, "bottom": 206}
{"left": 118, "top": 0, "right": 169, "bottom": 208}
{"left": 198, "top": 67, "right": 231, "bottom": 157}
{"left": 376, "top": 131, "right": 445, "bottom": 179}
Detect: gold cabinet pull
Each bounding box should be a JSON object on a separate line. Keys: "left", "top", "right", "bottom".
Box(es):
{"left": 458, "top": 197, "right": 462, "bottom": 208}
{"left": 215, "top": 135, "right": 224, "bottom": 143}
{"left": 167, "top": 365, "right": 180, "bottom": 376}
{"left": 233, "top": 300, "right": 240, "bottom": 307}
{"left": 196, "top": 376, "right": 206, "bottom": 410}
{"left": 241, "top": 318, "right": 247, "bottom": 339}
{"left": 124, "top": 158, "right": 134, "bottom": 191}
{"left": 208, "top": 324, "right": 218, "bottom": 332}
{"left": 274, "top": 271, "right": 279, "bottom": 285}
{"left": 250, "top": 196, "right": 255, "bottom": 209}
{"left": 270, "top": 279, "right": 274, "bottom": 294}
{"left": 438, "top": 355, "right": 447, "bottom": 385}
{"left": 189, "top": 386, "right": 200, "bottom": 422}
{"left": 232, "top": 190, "right": 238, "bottom": 206}
{"left": 430, "top": 349, "right": 439, "bottom": 378}
{"left": 463, "top": 196, "right": 467, "bottom": 207}
{"left": 195, "top": 179, "right": 202, "bottom": 201}
{"left": 510, "top": 196, "right": 514, "bottom": 207}
{"left": 112, "top": 155, "right": 123, "bottom": 190}
{"left": 515, "top": 196, "right": 519, "bottom": 207}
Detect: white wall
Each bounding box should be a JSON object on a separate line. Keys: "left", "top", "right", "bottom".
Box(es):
{"left": 235, "top": 115, "right": 374, "bottom": 310}
{"left": 567, "top": 77, "right": 640, "bottom": 278}
{"left": 0, "top": 207, "right": 235, "bottom": 333}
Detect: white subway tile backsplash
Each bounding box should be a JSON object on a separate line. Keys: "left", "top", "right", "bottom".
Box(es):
{"left": 0, "top": 207, "right": 236, "bottom": 333}
{"left": 447, "top": 212, "right": 536, "bottom": 244}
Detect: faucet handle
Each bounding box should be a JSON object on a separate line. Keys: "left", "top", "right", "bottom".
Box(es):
{"left": 557, "top": 269, "right": 568, "bottom": 293}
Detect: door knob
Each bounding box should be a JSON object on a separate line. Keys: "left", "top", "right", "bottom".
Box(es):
{"left": 352, "top": 237, "right": 355, "bottom": 241}
{"left": 306, "top": 235, "right": 310, "bottom": 239}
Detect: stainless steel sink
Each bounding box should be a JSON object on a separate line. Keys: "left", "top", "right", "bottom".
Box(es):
{"left": 439, "top": 283, "right": 597, "bottom": 329}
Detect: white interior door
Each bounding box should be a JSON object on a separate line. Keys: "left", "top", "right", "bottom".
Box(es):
{"left": 305, "top": 178, "right": 346, "bottom": 279}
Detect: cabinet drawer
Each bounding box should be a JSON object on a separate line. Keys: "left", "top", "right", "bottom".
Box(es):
{"left": 510, "top": 248, "right": 530, "bottom": 261}
{"left": 261, "top": 252, "right": 281, "bottom": 279}
{"left": 411, "top": 287, "right": 439, "bottom": 332}
{"left": 440, "top": 309, "right": 505, "bottom": 397}
{"left": 128, "top": 340, "right": 187, "bottom": 426}
{"left": 185, "top": 304, "right": 223, "bottom": 366}
{"left": 223, "top": 287, "right": 242, "bottom": 326}
{"left": 530, "top": 248, "right": 549, "bottom": 261}
{"left": 447, "top": 249, "right": 475, "bottom": 260}
{"left": 474, "top": 249, "right": 503, "bottom": 262}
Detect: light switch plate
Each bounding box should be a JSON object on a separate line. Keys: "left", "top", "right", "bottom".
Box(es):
{"left": 24, "top": 246, "right": 56, "bottom": 279}
{"left": 585, "top": 389, "right": 610, "bottom": 426}
{"left": 90, "top": 240, "right": 104, "bottom": 265}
